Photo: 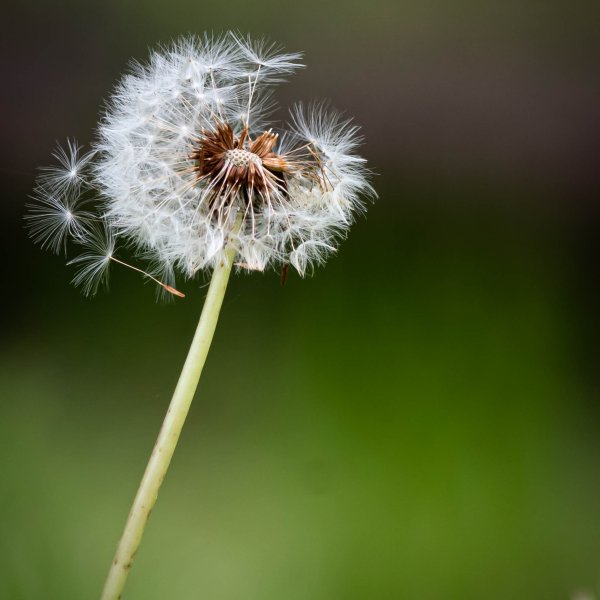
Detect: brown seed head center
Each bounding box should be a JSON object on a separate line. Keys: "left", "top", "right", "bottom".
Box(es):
{"left": 192, "top": 123, "right": 298, "bottom": 207}
{"left": 225, "top": 148, "right": 262, "bottom": 169}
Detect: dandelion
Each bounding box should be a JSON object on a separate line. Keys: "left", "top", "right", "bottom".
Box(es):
{"left": 26, "top": 32, "right": 374, "bottom": 600}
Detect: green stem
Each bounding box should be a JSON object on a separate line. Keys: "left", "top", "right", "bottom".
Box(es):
{"left": 100, "top": 242, "right": 237, "bottom": 600}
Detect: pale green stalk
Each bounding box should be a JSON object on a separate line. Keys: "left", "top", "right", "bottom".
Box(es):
{"left": 100, "top": 240, "right": 238, "bottom": 600}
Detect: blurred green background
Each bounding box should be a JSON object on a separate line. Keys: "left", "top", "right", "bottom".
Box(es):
{"left": 2, "top": 0, "right": 600, "bottom": 599}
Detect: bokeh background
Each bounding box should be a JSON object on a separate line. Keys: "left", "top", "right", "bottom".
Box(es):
{"left": 2, "top": 1, "right": 600, "bottom": 599}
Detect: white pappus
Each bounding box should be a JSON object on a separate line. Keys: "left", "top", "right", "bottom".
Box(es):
{"left": 27, "top": 32, "right": 375, "bottom": 297}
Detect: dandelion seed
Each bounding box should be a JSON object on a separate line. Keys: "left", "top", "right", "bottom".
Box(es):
{"left": 38, "top": 139, "right": 95, "bottom": 195}
{"left": 68, "top": 223, "right": 115, "bottom": 296}
{"left": 25, "top": 186, "right": 93, "bottom": 254}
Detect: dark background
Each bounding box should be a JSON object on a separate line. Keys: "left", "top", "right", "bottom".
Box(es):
{"left": 2, "top": 1, "right": 600, "bottom": 599}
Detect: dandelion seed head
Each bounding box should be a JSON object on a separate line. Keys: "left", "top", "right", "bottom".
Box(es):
{"left": 26, "top": 32, "right": 375, "bottom": 295}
